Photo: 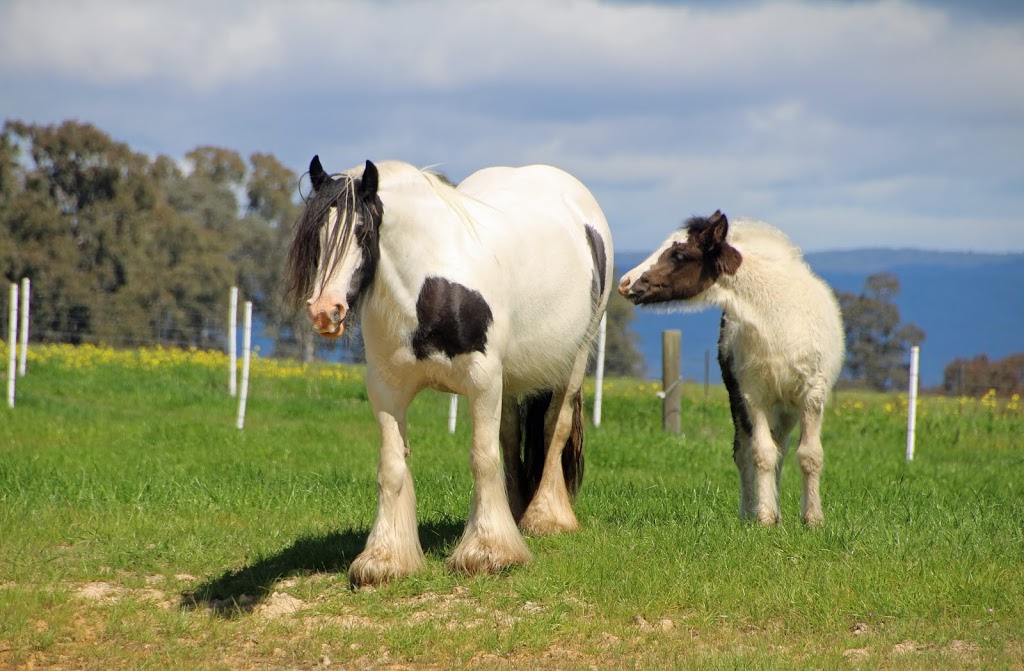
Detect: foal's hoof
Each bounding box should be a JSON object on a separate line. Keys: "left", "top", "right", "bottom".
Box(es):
{"left": 802, "top": 511, "right": 825, "bottom": 528}
{"left": 756, "top": 510, "right": 781, "bottom": 527}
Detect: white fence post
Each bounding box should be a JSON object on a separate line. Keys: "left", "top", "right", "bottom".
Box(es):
{"left": 7, "top": 283, "right": 18, "bottom": 408}
{"left": 593, "top": 312, "right": 607, "bottom": 428}
{"left": 448, "top": 394, "right": 458, "bottom": 434}
{"left": 18, "top": 278, "right": 29, "bottom": 377}
{"left": 228, "top": 286, "right": 238, "bottom": 397}
{"left": 236, "top": 301, "right": 253, "bottom": 429}
{"left": 906, "top": 345, "right": 920, "bottom": 461}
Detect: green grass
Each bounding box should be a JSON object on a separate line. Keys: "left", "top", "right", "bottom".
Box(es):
{"left": 1, "top": 346, "right": 1022, "bottom": 669}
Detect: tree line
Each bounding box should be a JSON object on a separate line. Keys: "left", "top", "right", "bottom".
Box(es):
{"left": 1, "top": 119, "right": 646, "bottom": 374}
{"left": 6, "top": 119, "right": 1012, "bottom": 393}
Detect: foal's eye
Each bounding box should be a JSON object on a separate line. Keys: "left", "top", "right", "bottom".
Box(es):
{"left": 671, "top": 248, "right": 687, "bottom": 264}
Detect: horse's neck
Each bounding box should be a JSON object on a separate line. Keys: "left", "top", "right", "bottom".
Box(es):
{"left": 367, "top": 182, "right": 470, "bottom": 313}
{"left": 714, "top": 255, "right": 788, "bottom": 331}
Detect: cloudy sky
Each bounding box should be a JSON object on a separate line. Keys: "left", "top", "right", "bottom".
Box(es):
{"left": 2, "top": 0, "right": 1022, "bottom": 253}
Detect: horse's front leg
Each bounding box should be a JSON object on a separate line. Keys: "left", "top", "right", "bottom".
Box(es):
{"left": 349, "top": 372, "right": 425, "bottom": 588}
{"left": 732, "top": 427, "right": 756, "bottom": 520}
{"left": 750, "top": 408, "right": 782, "bottom": 526}
{"left": 448, "top": 378, "right": 531, "bottom": 575}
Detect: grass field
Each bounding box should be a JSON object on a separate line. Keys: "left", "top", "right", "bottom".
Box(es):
{"left": 1, "top": 343, "right": 1022, "bottom": 670}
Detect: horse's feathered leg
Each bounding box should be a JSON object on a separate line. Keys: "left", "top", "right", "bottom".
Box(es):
{"left": 448, "top": 375, "right": 531, "bottom": 575}
{"left": 518, "top": 346, "right": 589, "bottom": 536}
{"left": 349, "top": 371, "right": 425, "bottom": 588}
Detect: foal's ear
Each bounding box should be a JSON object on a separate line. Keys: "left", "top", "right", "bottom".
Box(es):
{"left": 709, "top": 211, "right": 742, "bottom": 275}
{"left": 310, "top": 155, "right": 330, "bottom": 191}
{"left": 358, "top": 160, "right": 379, "bottom": 201}
{"left": 708, "top": 210, "right": 729, "bottom": 245}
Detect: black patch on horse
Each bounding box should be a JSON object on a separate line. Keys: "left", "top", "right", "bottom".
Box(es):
{"left": 412, "top": 277, "right": 493, "bottom": 360}
{"left": 718, "top": 313, "right": 752, "bottom": 451}
{"left": 584, "top": 224, "right": 607, "bottom": 308}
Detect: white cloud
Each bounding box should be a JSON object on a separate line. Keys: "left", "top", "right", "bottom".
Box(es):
{"left": 1, "top": 0, "right": 1022, "bottom": 252}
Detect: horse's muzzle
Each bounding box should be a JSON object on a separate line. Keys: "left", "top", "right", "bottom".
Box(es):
{"left": 309, "top": 303, "right": 346, "bottom": 338}
{"left": 620, "top": 275, "right": 649, "bottom": 304}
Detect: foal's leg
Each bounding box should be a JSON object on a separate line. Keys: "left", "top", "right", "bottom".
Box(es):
{"left": 797, "top": 400, "right": 826, "bottom": 527}
{"left": 750, "top": 408, "right": 782, "bottom": 526}
{"left": 348, "top": 372, "right": 424, "bottom": 588}
{"left": 732, "top": 427, "right": 756, "bottom": 520}
{"left": 518, "top": 347, "right": 590, "bottom": 536}
{"left": 771, "top": 412, "right": 798, "bottom": 500}
{"left": 448, "top": 377, "right": 531, "bottom": 575}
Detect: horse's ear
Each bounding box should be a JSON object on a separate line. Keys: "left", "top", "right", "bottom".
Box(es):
{"left": 358, "top": 160, "right": 379, "bottom": 201}
{"left": 310, "top": 155, "right": 330, "bottom": 191}
{"left": 708, "top": 210, "right": 729, "bottom": 245}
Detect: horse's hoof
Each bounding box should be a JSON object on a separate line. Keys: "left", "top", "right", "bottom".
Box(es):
{"left": 756, "top": 510, "right": 781, "bottom": 527}
{"left": 447, "top": 536, "right": 530, "bottom": 576}
{"left": 518, "top": 506, "right": 580, "bottom": 536}
{"left": 348, "top": 549, "right": 424, "bottom": 589}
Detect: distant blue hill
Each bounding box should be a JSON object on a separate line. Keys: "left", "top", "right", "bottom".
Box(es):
{"left": 615, "top": 249, "right": 1024, "bottom": 389}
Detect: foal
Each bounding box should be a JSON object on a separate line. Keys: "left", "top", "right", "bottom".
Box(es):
{"left": 619, "top": 211, "right": 844, "bottom": 526}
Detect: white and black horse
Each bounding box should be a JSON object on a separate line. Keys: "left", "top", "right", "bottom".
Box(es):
{"left": 619, "top": 210, "right": 843, "bottom": 527}
{"left": 287, "top": 157, "right": 613, "bottom": 585}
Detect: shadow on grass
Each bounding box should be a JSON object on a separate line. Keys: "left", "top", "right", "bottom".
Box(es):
{"left": 180, "top": 519, "right": 465, "bottom": 617}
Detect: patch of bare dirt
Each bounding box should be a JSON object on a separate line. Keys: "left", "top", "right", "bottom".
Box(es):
{"left": 75, "top": 581, "right": 123, "bottom": 603}
{"left": 631, "top": 615, "right": 675, "bottom": 632}
{"left": 255, "top": 591, "right": 306, "bottom": 618}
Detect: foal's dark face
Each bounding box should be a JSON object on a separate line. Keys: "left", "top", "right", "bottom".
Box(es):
{"left": 620, "top": 210, "right": 743, "bottom": 305}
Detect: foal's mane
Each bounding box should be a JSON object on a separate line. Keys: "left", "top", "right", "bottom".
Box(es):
{"left": 687, "top": 214, "right": 803, "bottom": 273}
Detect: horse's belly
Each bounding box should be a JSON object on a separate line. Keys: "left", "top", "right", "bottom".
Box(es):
{"left": 501, "top": 329, "right": 589, "bottom": 396}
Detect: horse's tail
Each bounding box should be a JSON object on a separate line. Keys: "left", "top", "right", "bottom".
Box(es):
{"left": 562, "top": 389, "right": 585, "bottom": 499}
{"left": 522, "top": 389, "right": 585, "bottom": 502}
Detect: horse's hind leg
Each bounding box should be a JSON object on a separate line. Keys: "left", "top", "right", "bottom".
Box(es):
{"left": 500, "top": 398, "right": 527, "bottom": 521}
{"left": 797, "top": 399, "right": 826, "bottom": 527}
{"left": 518, "top": 349, "right": 589, "bottom": 536}
{"left": 771, "top": 412, "right": 798, "bottom": 498}
{"left": 349, "top": 372, "right": 425, "bottom": 588}
{"left": 448, "top": 375, "right": 531, "bottom": 576}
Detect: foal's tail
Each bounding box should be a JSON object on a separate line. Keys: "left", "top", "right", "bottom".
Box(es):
{"left": 522, "top": 389, "right": 585, "bottom": 501}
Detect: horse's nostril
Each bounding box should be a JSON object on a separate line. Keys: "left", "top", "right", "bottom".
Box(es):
{"left": 331, "top": 307, "right": 342, "bottom": 323}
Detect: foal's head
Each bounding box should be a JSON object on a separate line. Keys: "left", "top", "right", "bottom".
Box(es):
{"left": 619, "top": 210, "right": 743, "bottom": 305}
{"left": 286, "top": 155, "right": 382, "bottom": 338}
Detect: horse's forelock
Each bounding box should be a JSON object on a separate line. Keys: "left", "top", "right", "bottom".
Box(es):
{"left": 286, "top": 176, "right": 359, "bottom": 307}
{"left": 683, "top": 215, "right": 715, "bottom": 238}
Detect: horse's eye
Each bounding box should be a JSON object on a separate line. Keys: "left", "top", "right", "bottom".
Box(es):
{"left": 671, "top": 249, "right": 687, "bottom": 264}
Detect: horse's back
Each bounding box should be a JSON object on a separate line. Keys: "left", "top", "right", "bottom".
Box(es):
{"left": 456, "top": 165, "right": 613, "bottom": 393}
{"left": 724, "top": 221, "right": 845, "bottom": 404}
{"left": 460, "top": 165, "right": 610, "bottom": 232}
